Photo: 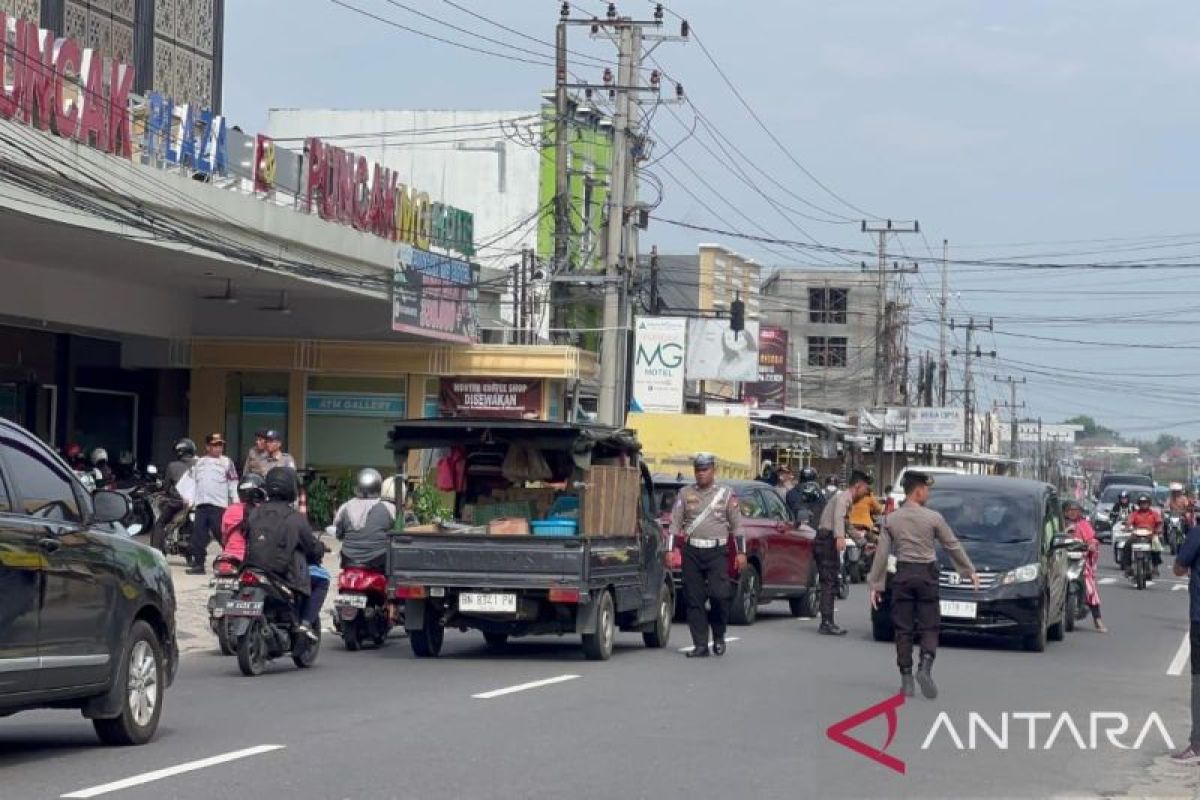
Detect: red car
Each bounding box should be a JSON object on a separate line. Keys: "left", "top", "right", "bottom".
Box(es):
{"left": 654, "top": 476, "right": 819, "bottom": 625}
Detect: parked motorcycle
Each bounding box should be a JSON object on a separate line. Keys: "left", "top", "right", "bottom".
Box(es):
{"left": 331, "top": 566, "right": 397, "bottom": 650}
{"left": 207, "top": 554, "right": 242, "bottom": 656}
{"left": 225, "top": 567, "right": 321, "bottom": 676}
{"left": 152, "top": 496, "right": 194, "bottom": 558}
{"left": 1128, "top": 527, "right": 1156, "bottom": 590}
{"left": 1064, "top": 537, "right": 1090, "bottom": 632}
{"left": 843, "top": 535, "right": 865, "bottom": 584}
{"left": 119, "top": 466, "right": 161, "bottom": 536}
{"left": 1165, "top": 512, "right": 1186, "bottom": 556}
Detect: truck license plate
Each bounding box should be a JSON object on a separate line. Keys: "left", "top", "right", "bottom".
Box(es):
{"left": 459, "top": 593, "right": 517, "bottom": 613}
{"left": 335, "top": 593, "right": 368, "bottom": 609}
{"left": 940, "top": 600, "right": 976, "bottom": 619}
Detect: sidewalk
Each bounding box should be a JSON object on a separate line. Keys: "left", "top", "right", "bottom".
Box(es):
{"left": 170, "top": 539, "right": 343, "bottom": 656}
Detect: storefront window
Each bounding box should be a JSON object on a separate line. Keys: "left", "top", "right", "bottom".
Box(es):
{"left": 423, "top": 377, "right": 439, "bottom": 418}
{"left": 306, "top": 376, "right": 406, "bottom": 470}
{"left": 74, "top": 388, "right": 136, "bottom": 460}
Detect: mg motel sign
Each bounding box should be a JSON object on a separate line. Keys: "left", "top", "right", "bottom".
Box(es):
{"left": 0, "top": 13, "right": 135, "bottom": 158}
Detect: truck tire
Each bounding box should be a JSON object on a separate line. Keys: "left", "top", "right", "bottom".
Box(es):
{"left": 92, "top": 621, "right": 164, "bottom": 746}
{"left": 411, "top": 616, "right": 445, "bottom": 658}
{"left": 642, "top": 582, "right": 672, "bottom": 649}
{"left": 582, "top": 591, "right": 615, "bottom": 661}
{"left": 729, "top": 566, "right": 760, "bottom": 626}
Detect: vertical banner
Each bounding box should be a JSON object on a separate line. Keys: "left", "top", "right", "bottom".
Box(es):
{"left": 744, "top": 326, "right": 788, "bottom": 410}
{"left": 631, "top": 317, "right": 687, "bottom": 413}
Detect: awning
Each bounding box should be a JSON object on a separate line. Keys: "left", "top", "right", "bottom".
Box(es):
{"left": 750, "top": 420, "right": 816, "bottom": 439}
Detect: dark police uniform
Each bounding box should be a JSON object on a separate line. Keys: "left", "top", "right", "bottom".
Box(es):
{"left": 815, "top": 486, "right": 855, "bottom": 632}
{"left": 868, "top": 475, "right": 974, "bottom": 694}
{"left": 670, "top": 480, "right": 742, "bottom": 653}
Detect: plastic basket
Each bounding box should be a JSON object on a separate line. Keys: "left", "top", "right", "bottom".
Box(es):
{"left": 531, "top": 519, "right": 578, "bottom": 537}
{"left": 549, "top": 495, "right": 580, "bottom": 519}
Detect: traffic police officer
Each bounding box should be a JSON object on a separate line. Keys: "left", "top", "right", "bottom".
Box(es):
{"left": 867, "top": 470, "right": 978, "bottom": 699}
{"left": 814, "top": 470, "right": 873, "bottom": 635}
{"left": 669, "top": 453, "right": 746, "bottom": 658}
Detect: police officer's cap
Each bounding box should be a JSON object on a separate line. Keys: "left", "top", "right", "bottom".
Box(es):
{"left": 693, "top": 452, "right": 716, "bottom": 469}
{"left": 902, "top": 470, "right": 935, "bottom": 494}
{"left": 848, "top": 469, "right": 873, "bottom": 487}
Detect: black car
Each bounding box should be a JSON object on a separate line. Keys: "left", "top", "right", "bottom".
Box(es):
{"left": 871, "top": 476, "right": 1071, "bottom": 653}
{"left": 0, "top": 419, "right": 178, "bottom": 744}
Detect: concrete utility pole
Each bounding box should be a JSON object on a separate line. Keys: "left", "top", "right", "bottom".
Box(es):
{"left": 862, "top": 220, "right": 919, "bottom": 409}
{"left": 553, "top": 18, "right": 570, "bottom": 291}
{"left": 994, "top": 375, "right": 1027, "bottom": 458}
{"left": 939, "top": 239, "right": 949, "bottom": 407}
{"left": 951, "top": 317, "right": 995, "bottom": 451}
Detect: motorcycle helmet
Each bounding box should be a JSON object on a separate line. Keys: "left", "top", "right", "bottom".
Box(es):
{"left": 264, "top": 466, "right": 298, "bottom": 503}
{"left": 798, "top": 467, "right": 818, "bottom": 484}
{"left": 1171, "top": 482, "right": 1185, "bottom": 493}
{"left": 1136, "top": 493, "right": 1151, "bottom": 506}
{"left": 355, "top": 468, "right": 383, "bottom": 499}
{"left": 381, "top": 475, "right": 400, "bottom": 504}
{"left": 1119, "top": 490, "right": 1130, "bottom": 503}
{"left": 174, "top": 438, "right": 197, "bottom": 458}
{"left": 90, "top": 447, "right": 108, "bottom": 465}
{"left": 237, "top": 473, "right": 267, "bottom": 504}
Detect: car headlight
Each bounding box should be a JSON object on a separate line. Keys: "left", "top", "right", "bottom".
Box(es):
{"left": 1000, "top": 563, "right": 1039, "bottom": 585}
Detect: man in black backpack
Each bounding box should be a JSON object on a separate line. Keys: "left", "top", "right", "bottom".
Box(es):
{"left": 245, "top": 467, "right": 326, "bottom": 640}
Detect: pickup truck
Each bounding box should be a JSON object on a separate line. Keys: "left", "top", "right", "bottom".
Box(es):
{"left": 386, "top": 419, "right": 674, "bottom": 661}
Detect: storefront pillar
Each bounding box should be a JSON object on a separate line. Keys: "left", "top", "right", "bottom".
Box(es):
{"left": 288, "top": 370, "right": 307, "bottom": 466}
{"left": 189, "top": 367, "right": 226, "bottom": 443}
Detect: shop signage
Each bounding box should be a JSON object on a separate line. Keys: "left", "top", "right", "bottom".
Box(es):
{"left": 439, "top": 378, "right": 542, "bottom": 419}
{"left": 241, "top": 396, "right": 287, "bottom": 416}
{"left": 631, "top": 316, "right": 686, "bottom": 414}
{"left": 0, "top": 13, "right": 135, "bottom": 157}
{"left": 684, "top": 318, "right": 761, "bottom": 382}
{"left": 306, "top": 392, "right": 404, "bottom": 418}
{"left": 141, "top": 91, "right": 227, "bottom": 175}
{"left": 744, "top": 327, "right": 788, "bottom": 411}
{"left": 907, "top": 407, "right": 966, "bottom": 445}
{"left": 253, "top": 134, "right": 277, "bottom": 193}
{"left": 392, "top": 244, "right": 479, "bottom": 344}
{"left": 305, "top": 137, "right": 474, "bottom": 256}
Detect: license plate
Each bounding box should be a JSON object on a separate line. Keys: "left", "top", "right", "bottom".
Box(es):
{"left": 223, "top": 599, "right": 264, "bottom": 616}
{"left": 335, "top": 593, "right": 368, "bottom": 609}
{"left": 213, "top": 578, "right": 238, "bottom": 590}
{"left": 459, "top": 592, "right": 517, "bottom": 613}
{"left": 1132, "top": 542, "right": 1152, "bottom": 551}
{"left": 940, "top": 600, "right": 976, "bottom": 619}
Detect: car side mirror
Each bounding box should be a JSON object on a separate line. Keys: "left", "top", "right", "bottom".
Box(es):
{"left": 92, "top": 490, "right": 130, "bottom": 524}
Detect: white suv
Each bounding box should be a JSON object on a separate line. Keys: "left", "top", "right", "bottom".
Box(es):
{"left": 886, "top": 465, "right": 966, "bottom": 511}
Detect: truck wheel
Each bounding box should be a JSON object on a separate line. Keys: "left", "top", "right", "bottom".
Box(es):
{"left": 642, "top": 582, "right": 672, "bottom": 649}
{"left": 582, "top": 591, "right": 615, "bottom": 661}
{"left": 92, "top": 621, "right": 164, "bottom": 746}
{"left": 483, "top": 632, "right": 509, "bottom": 651}
{"left": 729, "top": 566, "right": 760, "bottom": 626}
{"left": 410, "top": 617, "right": 445, "bottom": 658}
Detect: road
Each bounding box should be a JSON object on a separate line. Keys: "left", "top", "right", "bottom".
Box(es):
{"left": 3, "top": 560, "right": 1198, "bottom": 800}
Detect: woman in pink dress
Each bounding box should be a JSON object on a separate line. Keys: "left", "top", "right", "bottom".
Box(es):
{"left": 1064, "top": 499, "right": 1107, "bottom": 632}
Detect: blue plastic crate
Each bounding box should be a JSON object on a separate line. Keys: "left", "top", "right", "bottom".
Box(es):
{"left": 531, "top": 519, "right": 578, "bottom": 537}
{"left": 548, "top": 496, "right": 580, "bottom": 519}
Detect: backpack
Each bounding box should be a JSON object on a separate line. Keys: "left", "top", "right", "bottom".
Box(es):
{"left": 245, "top": 504, "right": 297, "bottom": 576}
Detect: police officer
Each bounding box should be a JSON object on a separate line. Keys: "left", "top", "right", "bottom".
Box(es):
{"left": 814, "top": 470, "right": 872, "bottom": 635}
{"left": 786, "top": 466, "right": 826, "bottom": 527}
{"left": 669, "top": 453, "right": 746, "bottom": 658}
{"left": 867, "top": 471, "right": 978, "bottom": 699}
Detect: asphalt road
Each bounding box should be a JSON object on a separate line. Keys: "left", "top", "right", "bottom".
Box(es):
{"left": 3, "top": 560, "right": 1198, "bottom": 800}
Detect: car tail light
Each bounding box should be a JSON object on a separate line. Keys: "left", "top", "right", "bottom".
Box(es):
{"left": 548, "top": 587, "right": 581, "bottom": 604}
{"left": 394, "top": 584, "right": 427, "bottom": 600}
{"left": 239, "top": 570, "right": 260, "bottom": 586}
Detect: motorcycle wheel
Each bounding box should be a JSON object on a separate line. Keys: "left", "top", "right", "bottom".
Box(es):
{"left": 216, "top": 619, "right": 236, "bottom": 656}
{"left": 1135, "top": 561, "right": 1146, "bottom": 591}
{"left": 835, "top": 572, "right": 849, "bottom": 600}
{"left": 1171, "top": 534, "right": 1179, "bottom": 556}
{"left": 342, "top": 619, "right": 362, "bottom": 652}
{"left": 293, "top": 622, "right": 321, "bottom": 668}
{"left": 1065, "top": 592, "right": 1076, "bottom": 633}
{"left": 236, "top": 623, "right": 266, "bottom": 677}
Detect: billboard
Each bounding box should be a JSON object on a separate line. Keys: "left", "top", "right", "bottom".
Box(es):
{"left": 907, "top": 408, "right": 966, "bottom": 445}
{"left": 392, "top": 244, "right": 480, "bottom": 343}
{"left": 744, "top": 327, "right": 789, "bottom": 411}
{"left": 631, "top": 317, "right": 687, "bottom": 413}
{"left": 685, "top": 319, "right": 761, "bottom": 382}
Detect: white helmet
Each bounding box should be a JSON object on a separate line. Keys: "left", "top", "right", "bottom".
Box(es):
{"left": 90, "top": 447, "right": 108, "bottom": 465}
{"left": 1171, "top": 482, "right": 1185, "bottom": 492}
{"left": 381, "top": 475, "right": 398, "bottom": 504}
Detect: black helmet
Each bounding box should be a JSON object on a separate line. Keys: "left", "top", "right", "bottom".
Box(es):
{"left": 264, "top": 467, "right": 298, "bottom": 503}
{"left": 1119, "top": 490, "right": 1130, "bottom": 502}
{"left": 238, "top": 473, "right": 267, "bottom": 504}
{"left": 355, "top": 468, "right": 383, "bottom": 499}
{"left": 174, "top": 438, "right": 196, "bottom": 458}
{"left": 799, "top": 466, "right": 818, "bottom": 484}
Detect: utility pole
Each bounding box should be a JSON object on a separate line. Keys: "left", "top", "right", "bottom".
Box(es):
{"left": 994, "top": 375, "right": 1027, "bottom": 460}
{"left": 939, "top": 239, "right": 949, "bottom": 408}
{"left": 951, "top": 317, "right": 995, "bottom": 452}
{"left": 550, "top": 17, "right": 571, "bottom": 339}
{"left": 862, "top": 220, "right": 919, "bottom": 409}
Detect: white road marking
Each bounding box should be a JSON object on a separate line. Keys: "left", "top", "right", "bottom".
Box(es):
{"left": 1168, "top": 632, "right": 1192, "bottom": 677}
{"left": 472, "top": 674, "right": 581, "bottom": 699}
{"left": 61, "top": 745, "right": 285, "bottom": 798}
{"left": 1174, "top": 584, "right": 1189, "bottom": 592}
{"left": 1098, "top": 577, "right": 1117, "bottom": 585}
{"left": 676, "top": 636, "right": 740, "bottom": 653}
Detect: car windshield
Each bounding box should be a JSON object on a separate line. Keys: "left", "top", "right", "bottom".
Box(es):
{"left": 1100, "top": 486, "right": 1143, "bottom": 503}
{"left": 926, "top": 489, "right": 1037, "bottom": 544}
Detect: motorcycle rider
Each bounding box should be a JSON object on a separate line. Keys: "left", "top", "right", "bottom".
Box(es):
{"left": 219, "top": 473, "right": 267, "bottom": 563}
{"left": 90, "top": 447, "right": 114, "bottom": 489}
{"left": 154, "top": 438, "right": 197, "bottom": 552}
{"left": 1123, "top": 493, "right": 1164, "bottom": 578}
{"left": 1168, "top": 482, "right": 1195, "bottom": 531}
{"left": 244, "top": 467, "right": 326, "bottom": 641}
{"left": 334, "top": 468, "right": 397, "bottom": 571}
{"left": 1109, "top": 490, "right": 1133, "bottom": 527}
{"left": 786, "top": 467, "right": 827, "bottom": 528}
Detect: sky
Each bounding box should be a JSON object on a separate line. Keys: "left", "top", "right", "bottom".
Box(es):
{"left": 223, "top": 0, "right": 1200, "bottom": 439}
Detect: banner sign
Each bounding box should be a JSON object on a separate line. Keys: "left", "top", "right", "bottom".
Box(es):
{"left": 392, "top": 244, "right": 480, "bottom": 343}
{"left": 306, "top": 392, "right": 405, "bottom": 418}
{"left": 685, "top": 319, "right": 760, "bottom": 382}
{"left": 705, "top": 402, "right": 750, "bottom": 417}
{"left": 907, "top": 407, "right": 966, "bottom": 445}
{"left": 631, "top": 317, "right": 687, "bottom": 413}
{"left": 1018, "top": 423, "right": 1081, "bottom": 443}
{"left": 744, "top": 326, "right": 788, "bottom": 410}
{"left": 439, "top": 378, "right": 543, "bottom": 419}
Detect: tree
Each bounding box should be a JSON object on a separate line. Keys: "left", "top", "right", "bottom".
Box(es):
{"left": 1062, "top": 415, "right": 1117, "bottom": 442}
{"left": 1154, "top": 433, "right": 1185, "bottom": 456}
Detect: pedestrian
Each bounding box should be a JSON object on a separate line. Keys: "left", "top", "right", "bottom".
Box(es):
{"left": 1063, "top": 499, "right": 1106, "bottom": 632}
{"left": 186, "top": 433, "right": 239, "bottom": 575}
{"left": 868, "top": 471, "right": 978, "bottom": 699}
{"left": 814, "top": 469, "right": 873, "bottom": 635}
{"left": 668, "top": 452, "right": 747, "bottom": 658}
{"left": 1173, "top": 521, "right": 1200, "bottom": 761}
{"left": 243, "top": 429, "right": 270, "bottom": 478}
{"left": 255, "top": 429, "right": 296, "bottom": 475}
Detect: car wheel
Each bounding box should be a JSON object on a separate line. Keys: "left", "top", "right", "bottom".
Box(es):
{"left": 729, "top": 566, "right": 760, "bottom": 626}
{"left": 789, "top": 590, "right": 818, "bottom": 618}
{"left": 1048, "top": 593, "right": 1067, "bottom": 642}
{"left": 92, "top": 621, "right": 164, "bottom": 746}
{"left": 237, "top": 621, "right": 267, "bottom": 676}
{"left": 642, "top": 581, "right": 672, "bottom": 649}
{"left": 582, "top": 590, "right": 615, "bottom": 661}
{"left": 1023, "top": 604, "right": 1047, "bottom": 653}
{"left": 483, "top": 632, "right": 509, "bottom": 651}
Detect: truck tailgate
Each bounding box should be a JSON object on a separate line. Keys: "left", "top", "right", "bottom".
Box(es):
{"left": 388, "top": 534, "right": 587, "bottom": 588}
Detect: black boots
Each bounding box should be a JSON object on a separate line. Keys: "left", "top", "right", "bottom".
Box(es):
{"left": 900, "top": 669, "right": 915, "bottom": 697}
{"left": 818, "top": 620, "right": 847, "bottom": 636}
{"left": 685, "top": 645, "right": 709, "bottom": 658}
{"left": 712, "top": 636, "right": 727, "bottom": 656}
{"left": 916, "top": 654, "right": 937, "bottom": 699}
